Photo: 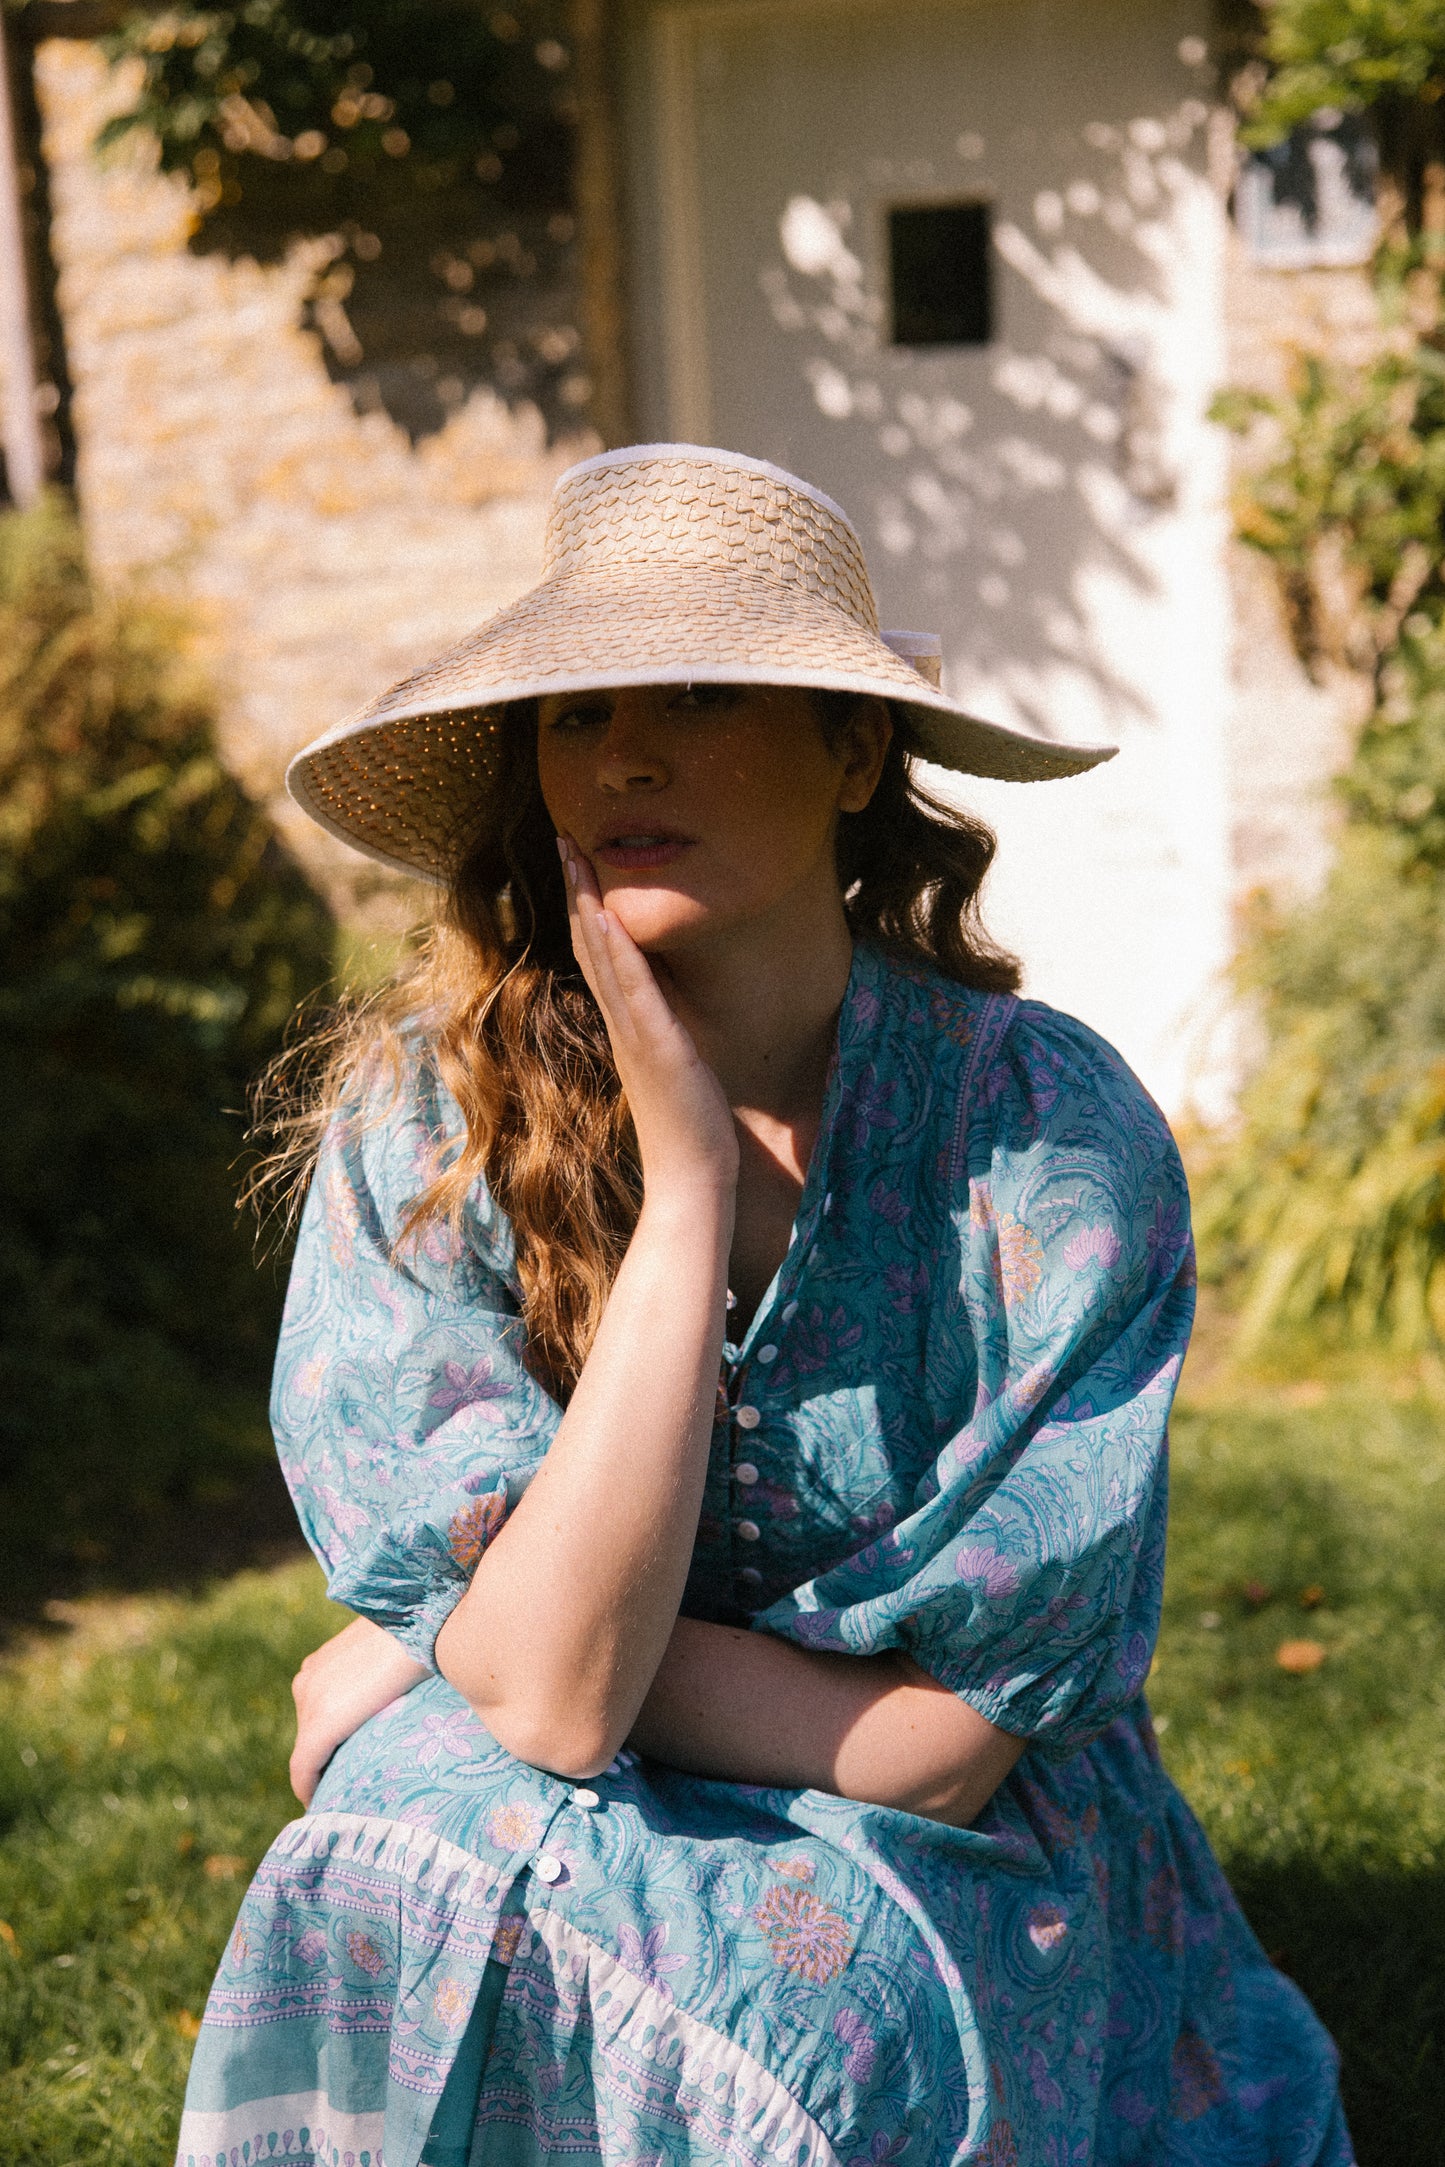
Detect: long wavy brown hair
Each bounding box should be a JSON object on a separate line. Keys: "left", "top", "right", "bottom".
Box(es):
{"left": 253, "top": 692, "right": 1019, "bottom": 1401}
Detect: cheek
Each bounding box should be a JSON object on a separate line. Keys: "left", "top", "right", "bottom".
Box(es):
{"left": 535, "top": 744, "right": 581, "bottom": 835}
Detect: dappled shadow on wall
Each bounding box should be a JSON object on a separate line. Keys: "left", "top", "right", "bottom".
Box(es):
{"left": 698, "top": 83, "right": 1225, "bottom": 754}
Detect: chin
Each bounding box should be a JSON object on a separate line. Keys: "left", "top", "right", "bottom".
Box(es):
{"left": 605, "top": 886, "right": 719, "bottom": 951}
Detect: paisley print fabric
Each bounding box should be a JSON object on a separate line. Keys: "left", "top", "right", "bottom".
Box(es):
{"left": 178, "top": 944, "right": 1354, "bottom": 2167}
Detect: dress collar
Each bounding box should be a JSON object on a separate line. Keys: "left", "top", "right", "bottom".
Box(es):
{"left": 723, "top": 941, "right": 889, "bottom": 1361}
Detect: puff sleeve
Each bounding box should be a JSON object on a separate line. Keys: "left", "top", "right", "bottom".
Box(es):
{"left": 270, "top": 1056, "right": 560, "bottom": 1668}
{"left": 756, "top": 1002, "right": 1195, "bottom": 1758}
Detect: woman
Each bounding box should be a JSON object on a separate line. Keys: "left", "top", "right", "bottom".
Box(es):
{"left": 179, "top": 446, "right": 1352, "bottom": 2167}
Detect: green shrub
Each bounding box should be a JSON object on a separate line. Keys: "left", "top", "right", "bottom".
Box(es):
{"left": 1199, "top": 7, "right": 1445, "bottom": 1349}
{"left": 0, "top": 499, "right": 334, "bottom": 1603}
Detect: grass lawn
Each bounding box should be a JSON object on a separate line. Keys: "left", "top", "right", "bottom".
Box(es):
{"left": 1, "top": 1372, "right": 1442, "bottom": 2163}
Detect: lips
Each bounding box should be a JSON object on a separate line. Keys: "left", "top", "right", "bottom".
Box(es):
{"left": 592, "top": 827, "right": 697, "bottom": 871}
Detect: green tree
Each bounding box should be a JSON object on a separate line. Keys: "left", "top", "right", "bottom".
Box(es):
{"left": 0, "top": 498, "right": 334, "bottom": 1604}
{"left": 97, "top": 0, "right": 581, "bottom": 438}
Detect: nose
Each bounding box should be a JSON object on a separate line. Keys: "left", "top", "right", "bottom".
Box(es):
{"left": 596, "top": 687, "right": 668, "bottom": 795}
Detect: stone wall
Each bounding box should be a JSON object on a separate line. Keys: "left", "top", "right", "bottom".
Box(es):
{"left": 35, "top": 39, "right": 594, "bottom": 914}
{"left": 1219, "top": 214, "right": 1379, "bottom": 916}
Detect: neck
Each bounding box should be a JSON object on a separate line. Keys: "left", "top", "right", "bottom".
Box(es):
{"left": 656, "top": 885, "right": 855, "bottom": 1119}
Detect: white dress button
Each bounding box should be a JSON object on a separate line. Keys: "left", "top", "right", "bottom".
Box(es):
{"left": 739, "top": 1565, "right": 764, "bottom": 1585}
{"left": 734, "top": 1461, "right": 759, "bottom": 1486}
{"left": 782, "top": 1301, "right": 799, "bottom": 1322}
{"left": 737, "top": 1519, "right": 761, "bottom": 1542}
{"left": 532, "top": 1853, "right": 562, "bottom": 1883}
{"left": 757, "top": 1344, "right": 778, "bottom": 1363}
{"left": 735, "top": 1405, "right": 761, "bottom": 1429}
{"left": 570, "top": 1787, "right": 599, "bottom": 1810}
{"left": 824, "top": 1192, "right": 834, "bottom": 1213}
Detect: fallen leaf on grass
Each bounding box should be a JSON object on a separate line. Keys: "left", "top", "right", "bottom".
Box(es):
{"left": 171, "top": 2011, "right": 202, "bottom": 2040}
{"left": 1298, "top": 1585, "right": 1325, "bottom": 1610}
{"left": 1275, "top": 1639, "right": 1327, "bottom": 1675}
{"left": 0, "top": 1920, "right": 17, "bottom": 1956}
{"left": 203, "top": 1854, "right": 248, "bottom": 1882}
{"left": 1242, "top": 1579, "right": 1272, "bottom": 1607}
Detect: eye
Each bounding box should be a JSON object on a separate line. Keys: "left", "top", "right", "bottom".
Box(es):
{"left": 544, "top": 697, "right": 611, "bottom": 733}
{"left": 669, "top": 682, "right": 744, "bottom": 715}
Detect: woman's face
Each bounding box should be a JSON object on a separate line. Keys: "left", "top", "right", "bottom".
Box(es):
{"left": 534, "top": 682, "right": 891, "bottom": 954}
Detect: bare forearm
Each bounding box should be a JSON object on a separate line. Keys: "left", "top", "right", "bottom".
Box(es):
{"left": 435, "top": 1189, "right": 731, "bottom": 1777}
{"left": 629, "top": 1616, "right": 1025, "bottom": 1826}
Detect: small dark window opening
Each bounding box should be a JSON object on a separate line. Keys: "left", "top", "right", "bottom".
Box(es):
{"left": 888, "top": 201, "right": 992, "bottom": 347}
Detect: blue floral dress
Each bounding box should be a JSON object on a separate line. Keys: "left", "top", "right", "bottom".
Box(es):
{"left": 178, "top": 943, "right": 1354, "bottom": 2167}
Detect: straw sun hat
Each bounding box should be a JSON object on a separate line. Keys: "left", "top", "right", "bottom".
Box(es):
{"left": 287, "top": 443, "right": 1115, "bottom": 882}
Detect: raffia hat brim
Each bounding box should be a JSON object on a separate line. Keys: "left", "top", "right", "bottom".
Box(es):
{"left": 289, "top": 566, "right": 1114, "bottom": 884}
{"left": 288, "top": 441, "right": 1116, "bottom": 883}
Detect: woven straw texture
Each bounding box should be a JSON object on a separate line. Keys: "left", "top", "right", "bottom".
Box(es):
{"left": 288, "top": 446, "right": 1114, "bottom": 881}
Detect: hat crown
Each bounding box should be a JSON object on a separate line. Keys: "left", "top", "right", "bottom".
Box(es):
{"left": 543, "top": 445, "right": 881, "bottom": 636}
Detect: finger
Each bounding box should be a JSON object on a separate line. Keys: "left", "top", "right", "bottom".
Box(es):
{"left": 557, "top": 837, "right": 608, "bottom": 1006}
{"left": 559, "top": 836, "right": 637, "bottom": 1031}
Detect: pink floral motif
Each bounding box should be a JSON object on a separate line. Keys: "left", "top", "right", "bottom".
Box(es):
{"left": 486, "top": 1801, "right": 544, "bottom": 1852}
{"left": 833, "top": 2005, "right": 876, "bottom": 2080}
{"left": 429, "top": 1358, "right": 507, "bottom": 1415}
{"left": 995, "top": 1215, "right": 1044, "bottom": 1303}
{"left": 314, "top": 1484, "right": 372, "bottom": 1543}
{"left": 292, "top": 1926, "right": 328, "bottom": 1966}
{"left": 1027, "top": 1905, "right": 1069, "bottom": 1953}
{"left": 885, "top": 1260, "right": 929, "bottom": 1314}
{"left": 431, "top": 1975, "right": 471, "bottom": 2033}
{"left": 1062, "top": 1222, "right": 1122, "bottom": 1273}
{"left": 955, "top": 1545, "right": 1021, "bottom": 1599}
{"left": 415, "top": 1707, "right": 483, "bottom": 1771}
{"left": 448, "top": 1491, "right": 506, "bottom": 1570}
{"left": 754, "top": 1884, "right": 853, "bottom": 1982}
{"left": 617, "top": 1919, "right": 688, "bottom": 1997}
{"left": 770, "top": 1855, "right": 816, "bottom": 1882}
{"left": 343, "top": 1930, "right": 386, "bottom": 1978}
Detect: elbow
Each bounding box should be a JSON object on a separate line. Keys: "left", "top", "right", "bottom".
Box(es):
{"left": 479, "top": 1701, "right": 621, "bottom": 1783}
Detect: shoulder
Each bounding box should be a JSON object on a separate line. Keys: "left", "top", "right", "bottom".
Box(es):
{"left": 992, "top": 999, "right": 1180, "bottom": 1167}
{"left": 965, "top": 997, "right": 1191, "bottom": 1286}
{"left": 309, "top": 1034, "right": 517, "bottom": 1288}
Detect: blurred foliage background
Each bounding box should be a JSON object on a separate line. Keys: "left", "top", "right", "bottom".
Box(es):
{"left": 0, "top": 498, "right": 334, "bottom": 1619}
{"left": 1200, "top": 0, "right": 1445, "bottom": 1353}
